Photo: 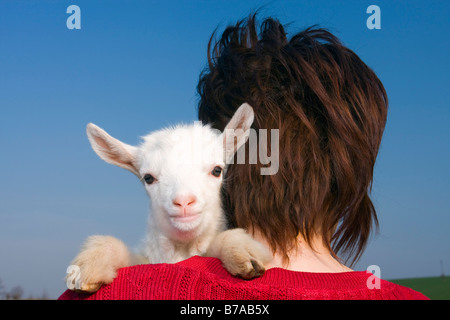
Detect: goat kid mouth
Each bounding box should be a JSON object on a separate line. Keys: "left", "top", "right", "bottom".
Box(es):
{"left": 169, "top": 212, "right": 201, "bottom": 224}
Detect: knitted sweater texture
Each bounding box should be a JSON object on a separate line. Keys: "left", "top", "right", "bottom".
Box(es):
{"left": 58, "top": 256, "right": 428, "bottom": 300}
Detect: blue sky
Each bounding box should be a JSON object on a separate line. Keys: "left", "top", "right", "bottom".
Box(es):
{"left": 0, "top": 0, "right": 449, "bottom": 299}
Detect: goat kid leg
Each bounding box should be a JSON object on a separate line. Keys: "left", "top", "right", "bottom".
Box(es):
{"left": 206, "top": 228, "right": 272, "bottom": 279}
{"left": 66, "top": 235, "right": 143, "bottom": 293}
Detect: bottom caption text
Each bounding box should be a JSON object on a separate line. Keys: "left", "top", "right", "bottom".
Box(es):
{"left": 180, "top": 304, "right": 269, "bottom": 317}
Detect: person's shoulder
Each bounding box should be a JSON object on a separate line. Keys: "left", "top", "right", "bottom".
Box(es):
{"left": 378, "top": 278, "right": 429, "bottom": 300}
{"left": 302, "top": 271, "right": 429, "bottom": 300}
{"left": 58, "top": 256, "right": 224, "bottom": 300}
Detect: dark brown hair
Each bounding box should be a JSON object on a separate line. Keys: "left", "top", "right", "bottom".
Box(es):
{"left": 197, "top": 15, "right": 388, "bottom": 265}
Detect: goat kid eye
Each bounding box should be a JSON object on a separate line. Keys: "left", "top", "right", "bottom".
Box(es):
{"left": 143, "top": 174, "right": 155, "bottom": 185}
{"left": 211, "top": 166, "right": 222, "bottom": 177}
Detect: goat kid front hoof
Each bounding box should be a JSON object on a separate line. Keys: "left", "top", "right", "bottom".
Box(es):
{"left": 77, "top": 282, "right": 103, "bottom": 293}
{"left": 222, "top": 250, "right": 268, "bottom": 280}
{"left": 239, "top": 259, "right": 266, "bottom": 280}
{"left": 66, "top": 264, "right": 104, "bottom": 293}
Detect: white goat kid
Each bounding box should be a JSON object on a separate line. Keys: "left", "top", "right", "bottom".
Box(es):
{"left": 67, "top": 103, "right": 271, "bottom": 292}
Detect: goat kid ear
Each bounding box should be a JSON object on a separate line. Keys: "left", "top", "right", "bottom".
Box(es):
{"left": 222, "top": 103, "right": 255, "bottom": 163}
{"left": 86, "top": 123, "right": 140, "bottom": 177}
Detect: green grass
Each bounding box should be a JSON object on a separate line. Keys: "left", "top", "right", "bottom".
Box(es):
{"left": 389, "top": 276, "right": 450, "bottom": 300}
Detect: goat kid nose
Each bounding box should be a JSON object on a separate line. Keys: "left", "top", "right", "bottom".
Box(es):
{"left": 172, "top": 195, "right": 197, "bottom": 208}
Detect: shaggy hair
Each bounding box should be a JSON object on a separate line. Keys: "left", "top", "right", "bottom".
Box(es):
{"left": 197, "top": 14, "right": 388, "bottom": 265}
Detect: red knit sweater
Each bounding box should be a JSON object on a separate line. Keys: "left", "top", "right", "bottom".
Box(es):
{"left": 58, "top": 256, "right": 428, "bottom": 300}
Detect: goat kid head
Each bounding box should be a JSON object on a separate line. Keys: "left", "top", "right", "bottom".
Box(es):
{"left": 86, "top": 103, "right": 254, "bottom": 241}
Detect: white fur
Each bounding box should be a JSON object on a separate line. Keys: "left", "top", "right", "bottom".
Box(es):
{"left": 67, "top": 103, "right": 271, "bottom": 292}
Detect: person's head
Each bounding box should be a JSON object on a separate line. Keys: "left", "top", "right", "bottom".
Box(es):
{"left": 197, "top": 14, "right": 388, "bottom": 265}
